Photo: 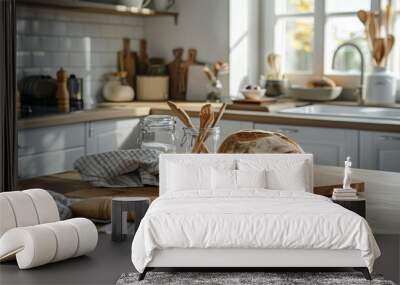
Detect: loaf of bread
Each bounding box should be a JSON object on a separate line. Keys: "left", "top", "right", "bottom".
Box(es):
{"left": 218, "top": 130, "right": 304, "bottom": 154}
{"left": 306, "top": 77, "right": 336, "bottom": 88}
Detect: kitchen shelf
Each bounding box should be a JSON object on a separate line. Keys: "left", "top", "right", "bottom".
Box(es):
{"left": 17, "top": 0, "right": 179, "bottom": 25}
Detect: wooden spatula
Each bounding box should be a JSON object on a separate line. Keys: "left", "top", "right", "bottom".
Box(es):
{"left": 384, "top": 34, "right": 395, "bottom": 65}
{"left": 167, "top": 101, "right": 195, "bottom": 129}
{"left": 199, "top": 103, "right": 227, "bottom": 153}
{"left": 167, "top": 101, "right": 210, "bottom": 152}
{"left": 193, "top": 104, "right": 214, "bottom": 153}
{"left": 357, "top": 10, "right": 368, "bottom": 25}
{"left": 373, "top": 38, "right": 386, "bottom": 66}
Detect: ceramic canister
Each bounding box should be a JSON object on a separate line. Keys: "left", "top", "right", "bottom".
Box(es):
{"left": 364, "top": 66, "right": 397, "bottom": 105}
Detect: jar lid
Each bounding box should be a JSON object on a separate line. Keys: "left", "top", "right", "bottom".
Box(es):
{"left": 142, "top": 115, "right": 175, "bottom": 128}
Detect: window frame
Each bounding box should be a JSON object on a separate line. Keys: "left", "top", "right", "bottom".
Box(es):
{"left": 263, "top": 0, "right": 397, "bottom": 87}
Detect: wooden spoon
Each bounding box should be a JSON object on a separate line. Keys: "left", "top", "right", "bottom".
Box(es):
{"left": 167, "top": 101, "right": 195, "bottom": 129}
{"left": 199, "top": 103, "right": 227, "bottom": 153}
{"left": 357, "top": 10, "right": 368, "bottom": 25}
{"left": 367, "top": 13, "right": 379, "bottom": 43}
{"left": 384, "top": 34, "right": 395, "bottom": 65}
{"left": 167, "top": 101, "right": 210, "bottom": 153}
{"left": 193, "top": 104, "right": 214, "bottom": 153}
{"left": 373, "top": 38, "right": 386, "bottom": 66}
{"left": 383, "top": 1, "right": 394, "bottom": 36}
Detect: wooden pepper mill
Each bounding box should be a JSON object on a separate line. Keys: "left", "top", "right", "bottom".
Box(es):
{"left": 56, "top": 68, "right": 70, "bottom": 113}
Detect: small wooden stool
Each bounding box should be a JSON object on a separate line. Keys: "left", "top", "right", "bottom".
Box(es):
{"left": 111, "top": 197, "right": 150, "bottom": 242}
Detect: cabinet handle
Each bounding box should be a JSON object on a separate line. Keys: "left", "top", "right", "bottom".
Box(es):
{"left": 379, "top": 135, "right": 400, "bottom": 141}
{"left": 277, "top": 128, "right": 299, "bottom": 134}
{"left": 88, "top": 126, "right": 94, "bottom": 138}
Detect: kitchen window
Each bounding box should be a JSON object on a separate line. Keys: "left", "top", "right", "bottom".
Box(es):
{"left": 263, "top": 0, "right": 399, "bottom": 86}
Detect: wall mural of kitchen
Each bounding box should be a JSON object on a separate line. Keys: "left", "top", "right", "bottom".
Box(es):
{"left": 3, "top": 0, "right": 400, "bottom": 284}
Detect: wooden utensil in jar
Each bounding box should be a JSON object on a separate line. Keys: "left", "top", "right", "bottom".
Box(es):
{"left": 373, "top": 38, "right": 386, "bottom": 66}
{"left": 167, "top": 101, "right": 210, "bottom": 152}
{"left": 167, "top": 101, "right": 195, "bottom": 129}
{"left": 198, "top": 103, "right": 227, "bottom": 153}
{"left": 357, "top": 10, "right": 368, "bottom": 25}
{"left": 383, "top": 34, "right": 395, "bottom": 65}
{"left": 192, "top": 104, "right": 214, "bottom": 153}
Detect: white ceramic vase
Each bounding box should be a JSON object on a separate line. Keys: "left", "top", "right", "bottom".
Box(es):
{"left": 364, "top": 66, "right": 397, "bottom": 105}
{"left": 103, "top": 75, "right": 134, "bottom": 102}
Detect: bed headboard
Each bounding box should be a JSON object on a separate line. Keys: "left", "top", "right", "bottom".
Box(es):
{"left": 159, "top": 154, "right": 313, "bottom": 195}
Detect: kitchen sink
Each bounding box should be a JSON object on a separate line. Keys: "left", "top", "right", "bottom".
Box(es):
{"left": 279, "top": 104, "right": 400, "bottom": 121}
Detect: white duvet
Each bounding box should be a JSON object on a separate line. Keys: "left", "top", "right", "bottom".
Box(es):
{"left": 131, "top": 190, "right": 380, "bottom": 273}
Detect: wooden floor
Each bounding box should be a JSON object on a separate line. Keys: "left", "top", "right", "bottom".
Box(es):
{"left": 0, "top": 233, "right": 133, "bottom": 285}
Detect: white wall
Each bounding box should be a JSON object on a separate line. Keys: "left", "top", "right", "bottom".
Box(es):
{"left": 144, "top": 0, "right": 230, "bottom": 97}
{"left": 144, "top": 0, "right": 229, "bottom": 63}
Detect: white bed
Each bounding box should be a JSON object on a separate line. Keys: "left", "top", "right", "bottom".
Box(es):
{"left": 131, "top": 154, "right": 380, "bottom": 281}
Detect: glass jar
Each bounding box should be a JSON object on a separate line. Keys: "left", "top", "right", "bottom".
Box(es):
{"left": 139, "top": 115, "right": 177, "bottom": 153}
{"left": 181, "top": 127, "right": 220, "bottom": 153}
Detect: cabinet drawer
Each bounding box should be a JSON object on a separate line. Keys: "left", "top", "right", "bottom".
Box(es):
{"left": 18, "top": 123, "right": 85, "bottom": 157}
{"left": 18, "top": 147, "right": 84, "bottom": 179}
{"left": 360, "top": 131, "right": 400, "bottom": 172}
{"left": 86, "top": 118, "right": 141, "bottom": 155}
{"left": 90, "top": 118, "right": 140, "bottom": 136}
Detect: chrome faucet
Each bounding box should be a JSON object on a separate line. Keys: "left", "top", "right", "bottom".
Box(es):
{"left": 332, "top": 42, "right": 365, "bottom": 105}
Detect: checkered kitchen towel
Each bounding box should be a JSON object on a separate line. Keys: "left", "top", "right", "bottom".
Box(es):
{"left": 74, "top": 149, "right": 161, "bottom": 188}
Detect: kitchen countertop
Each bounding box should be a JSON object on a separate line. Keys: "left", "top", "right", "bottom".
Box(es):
{"left": 18, "top": 101, "right": 400, "bottom": 132}
{"left": 17, "top": 107, "right": 151, "bottom": 129}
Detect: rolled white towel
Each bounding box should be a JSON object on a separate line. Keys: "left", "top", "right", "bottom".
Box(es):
{"left": 0, "top": 218, "right": 98, "bottom": 269}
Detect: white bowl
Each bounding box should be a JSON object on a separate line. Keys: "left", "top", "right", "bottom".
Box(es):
{"left": 287, "top": 86, "right": 343, "bottom": 101}
{"left": 240, "top": 89, "right": 266, "bottom": 100}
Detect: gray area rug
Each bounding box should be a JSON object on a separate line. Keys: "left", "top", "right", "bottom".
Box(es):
{"left": 116, "top": 272, "right": 396, "bottom": 285}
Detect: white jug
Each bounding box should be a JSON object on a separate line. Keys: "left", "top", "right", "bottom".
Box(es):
{"left": 364, "top": 67, "right": 397, "bottom": 105}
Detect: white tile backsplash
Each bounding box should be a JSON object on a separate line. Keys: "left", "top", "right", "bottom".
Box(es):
{"left": 41, "top": 36, "right": 59, "bottom": 51}
{"left": 22, "top": 36, "right": 41, "bottom": 51}
{"left": 16, "top": 4, "right": 145, "bottom": 106}
{"left": 51, "top": 52, "right": 69, "bottom": 68}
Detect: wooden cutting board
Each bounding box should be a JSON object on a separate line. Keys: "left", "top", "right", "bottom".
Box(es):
{"left": 167, "top": 48, "right": 185, "bottom": 100}
{"left": 117, "top": 38, "right": 137, "bottom": 90}
{"left": 137, "top": 39, "right": 149, "bottom": 75}
{"left": 227, "top": 99, "right": 306, "bottom": 112}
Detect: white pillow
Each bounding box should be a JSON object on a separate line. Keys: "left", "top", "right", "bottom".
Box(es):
{"left": 212, "top": 168, "right": 237, "bottom": 191}
{"left": 167, "top": 162, "right": 212, "bottom": 192}
{"left": 237, "top": 158, "right": 310, "bottom": 192}
{"left": 236, "top": 169, "right": 267, "bottom": 189}
{"left": 267, "top": 162, "right": 308, "bottom": 192}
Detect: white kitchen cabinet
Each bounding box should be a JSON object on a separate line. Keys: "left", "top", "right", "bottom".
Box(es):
{"left": 18, "top": 123, "right": 85, "bottom": 157}
{"left": 18, "top": 123, "right": 86, "bottom": 179}
{"left": 360, "top": 131, "right": 400, "bottom": 172}
{"left": 85, "top": 118, "right": 141, "bottom": 155}
{"left": 18, "top": 147, "right": 85, "bottom": 179}
{"left": 254, "top": 123, "right": 359, "bottom": 167}
{"left": 18, "top": 118, "right": 141, "bottom": 178}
